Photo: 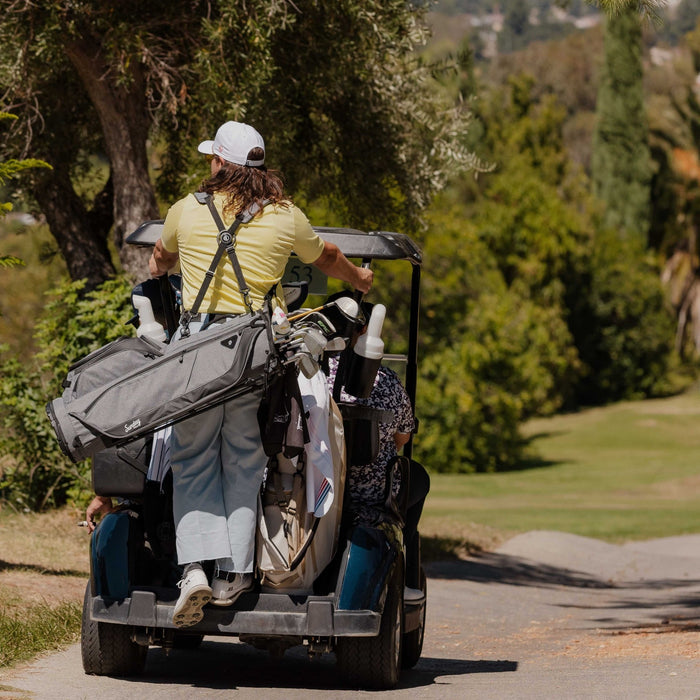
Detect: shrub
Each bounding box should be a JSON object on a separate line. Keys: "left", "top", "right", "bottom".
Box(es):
{"left": 568, "top": 228, "right": 675, "bottom": 404}
{"left": 0, "top": 276, "right": 134, "bottom": 510}
{"left": 416, "top": 290, "right": 579, "bottom": 473}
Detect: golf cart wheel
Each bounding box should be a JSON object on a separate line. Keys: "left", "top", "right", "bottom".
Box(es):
{"left": 401, "top": 566, "right": 426, "bottom": 669}
{"left": 336, "top": 564, "right": 403, "bottom": 689}
{"left": 81, "top": 583, "right": 147, "bottom": 676}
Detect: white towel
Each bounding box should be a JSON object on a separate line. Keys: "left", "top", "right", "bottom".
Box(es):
{"left": 297, "top": 370, "right": 335, "bottom": 517}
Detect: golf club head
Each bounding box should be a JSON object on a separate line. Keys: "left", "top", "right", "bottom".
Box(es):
{"left": 298, "top": 312, "right": 337, "bottom": 339}
{"left": 300, "top": 327, "right": 328, "bottom": 357}
{"left": 325, "top": 337, "right": 346, "bottom": 352}
{"left": 331, "top": 296, "right": 360, "bottom": 321}
{"left": 319, "top": 298, "right": 363, "bottom": 338}
{"left": 298, "top": 353, "right": 320, "bottom": 379}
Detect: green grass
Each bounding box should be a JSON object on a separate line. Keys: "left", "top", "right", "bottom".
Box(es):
{"left": 421, "top": 388, "right": 700, "bottom": 549}
{"left": 0, "top": 601, "right": 81, "bottom": 669}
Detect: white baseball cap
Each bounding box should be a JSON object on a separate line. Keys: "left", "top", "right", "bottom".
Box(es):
{"left": 197, "top": 121, "right": 265, "bottom": 167}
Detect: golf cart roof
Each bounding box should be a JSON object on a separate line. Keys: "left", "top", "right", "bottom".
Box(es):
{"left": 127, "top": 221, "right": 422, "bottom": 265}
{"left": 312, "top": 228, "right": 422, "bottom": 265}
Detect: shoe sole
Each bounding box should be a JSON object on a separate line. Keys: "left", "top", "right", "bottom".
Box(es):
{"left": 173, "top": 583, "right": 212, "bottom": 628}
{"left": 210, "top": 582, "right": 254, "bottom": 607}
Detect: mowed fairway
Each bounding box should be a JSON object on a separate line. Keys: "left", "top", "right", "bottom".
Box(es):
{"left": 420, "top": 387, "right": 700, "bottom": 546}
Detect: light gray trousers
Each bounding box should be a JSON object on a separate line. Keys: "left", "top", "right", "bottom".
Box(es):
{"left": 170, "top": 320, "right": 266, "bottom": 572}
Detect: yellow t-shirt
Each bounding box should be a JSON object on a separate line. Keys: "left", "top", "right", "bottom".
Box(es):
{"left": 161, "top": 193, "right": 324, "bottom": 314}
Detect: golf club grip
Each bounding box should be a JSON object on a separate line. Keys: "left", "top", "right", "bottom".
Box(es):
{"left": 332, "top": 259, "right": 371, "bottom": 402}
{"left": 158, "top": 274, "right": 178, "bottom": 339}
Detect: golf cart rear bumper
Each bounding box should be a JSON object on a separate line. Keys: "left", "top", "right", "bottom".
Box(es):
{"left": 88, "top": 590, "right": 382, "bottom": 637}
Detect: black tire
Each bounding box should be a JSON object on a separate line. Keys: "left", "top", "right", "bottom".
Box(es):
{"left": 336, "top": 564, "right": 403, "bottom": 689}
{"left": 401, "top": 566, "right": 426, "bottom": 669}
{"left": 81, "top": 583, "right": 148, "bottom": 676}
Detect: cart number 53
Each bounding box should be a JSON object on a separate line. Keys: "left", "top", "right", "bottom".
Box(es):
{"left": 282, "top": 260, "right": 328, "bottom": 294}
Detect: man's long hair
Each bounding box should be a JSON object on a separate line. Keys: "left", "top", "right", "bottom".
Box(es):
{"left": 199, "top": 147, "right": 291, "bottom": 217}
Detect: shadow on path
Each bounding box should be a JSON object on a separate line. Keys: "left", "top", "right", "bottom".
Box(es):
{"left": 426, "top": 553, "right": 612, "bottom": 589}
{"left": 123, "top": 641, "right": 518, "bottom": 692}
{"left": 426, "top": 548, "right": 700, "bottom": 635}
{"left": 426, "top": 552, "right": 700, "bottom": 592}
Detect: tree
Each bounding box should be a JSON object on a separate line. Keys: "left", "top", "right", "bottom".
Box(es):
{"left": 645, "top": 21, "right": 700, "bottom": 356}
{"left": 591, "top": 4, "right": 652, "bottom": 238}
{"left": 499, "top": 0, "right": 531, "bottom": 53}
{"left": 0, "top": 0, "right": 476, "bottom": 286}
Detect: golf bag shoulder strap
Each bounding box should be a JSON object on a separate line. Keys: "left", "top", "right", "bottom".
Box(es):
{"left": 199, "top": 192, "right": 271, "bottom": 307}
{"left": 180, "top": 193, "right": 267, "bottom": 334}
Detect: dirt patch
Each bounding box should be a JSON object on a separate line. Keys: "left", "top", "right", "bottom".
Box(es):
{"left": 641, "top": 473, "right": 700, "bottom": 500}
{"left": 0, "top": 507, "right": 89, "bottom": 575}
{"left": 558, "top": 627, "right": 700, "bottom": 661}
{"left": 0, "top": 572, "right": 86, "bottom": 608}
{"left": 476, "top": 616, "right": 700, "bottom": 663}
{"left": 0, "top": 507, "right": 89, "bottom": 612}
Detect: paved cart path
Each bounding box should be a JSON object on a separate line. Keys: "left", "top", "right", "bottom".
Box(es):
{"left": 2, "top": 531, "right": 699, "bottom": 699}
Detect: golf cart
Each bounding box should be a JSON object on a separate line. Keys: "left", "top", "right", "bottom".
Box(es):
{"left": 80, "top": 223, "right": 429, "bottom": 690}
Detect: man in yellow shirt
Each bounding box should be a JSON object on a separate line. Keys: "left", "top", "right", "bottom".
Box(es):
{"left": 149, "top": 121, "right": 372, "bottom": 627}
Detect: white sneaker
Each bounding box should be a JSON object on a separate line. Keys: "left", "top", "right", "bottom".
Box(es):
{"left": 173, "top": 563, "right": 212, "bottom": 628}
{"left": 404, "top": 586, "right": 424, "bottom": 602}
{"left": 211, "top": 571, "right": 254, "bottom": 607}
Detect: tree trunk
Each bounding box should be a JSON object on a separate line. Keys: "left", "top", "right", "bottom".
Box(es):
{"left": 65, "top": 39, "right": 159, "bottom": 282}
{"left": 32, "top": 167, "right": 116, "bottom": 292}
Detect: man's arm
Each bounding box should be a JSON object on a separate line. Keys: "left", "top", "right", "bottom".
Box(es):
{"left": 314, "top": 241, "right": 373, "bottom": 294}
{"left": 149, "top": 238, "right": 179, "bottom": 277}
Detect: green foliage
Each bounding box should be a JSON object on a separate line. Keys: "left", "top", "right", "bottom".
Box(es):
{"left": 0, "top": 158, "right": 51, "bottom": 184}
{"left": 33, "top": 277, "right": 135, "bottom": 382}
{"left": 0, "top": 218, "right": 69, "bottom": 356}
{"left": 0, "top": 112, "right": 52, "bottom": 198}
{"left": 0, "top": 255, "right": 25, "bottom": 269}
{"left": 1, "top": 0, "right": 482, "bottom": 283}
{"left": 414, "top": 176, "right": 582, "bottom": 472}
{"left": 483, "top": 30, "right": 602, "bottom": 173}
{"left": 568, "top": 229, "right": 675, "bottom": 403}
{"left": 646, "top": 30, "right": 700, "bottom": 256}
{"left": 592, "top": 6, "right": 652, "bottom": 238}
{"left": 417, "top": 291, "right": 579, "bottom": 473}
{"left": 0, "top": 276, "right": 134, "bottom": 510}
{"left": 412, "top": 73, "right": 676, "bottom": 474}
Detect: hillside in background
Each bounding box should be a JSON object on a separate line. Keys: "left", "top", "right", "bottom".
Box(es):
{"left": 426, "top": 0, "right": 700, "bottom": 179}
{"left": 429, "top": 0, "right": 699, "bottom": 59}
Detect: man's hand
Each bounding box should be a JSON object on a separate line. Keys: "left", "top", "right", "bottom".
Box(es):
{"left": 354, "top": 266, "right": 374, "bottom": 294}
{"left": 86, "top": 495, "right": 114, "bottom": 533}
{"left": 314, "top": 241, "right": 373, "bottom": 294}
{"left": 150, "top": 238, "right": 179, "bottom": 277}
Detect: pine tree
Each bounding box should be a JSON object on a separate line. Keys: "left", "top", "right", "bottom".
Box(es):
{"left": 592, "top": 5, "right": 652, "bottom": 238}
